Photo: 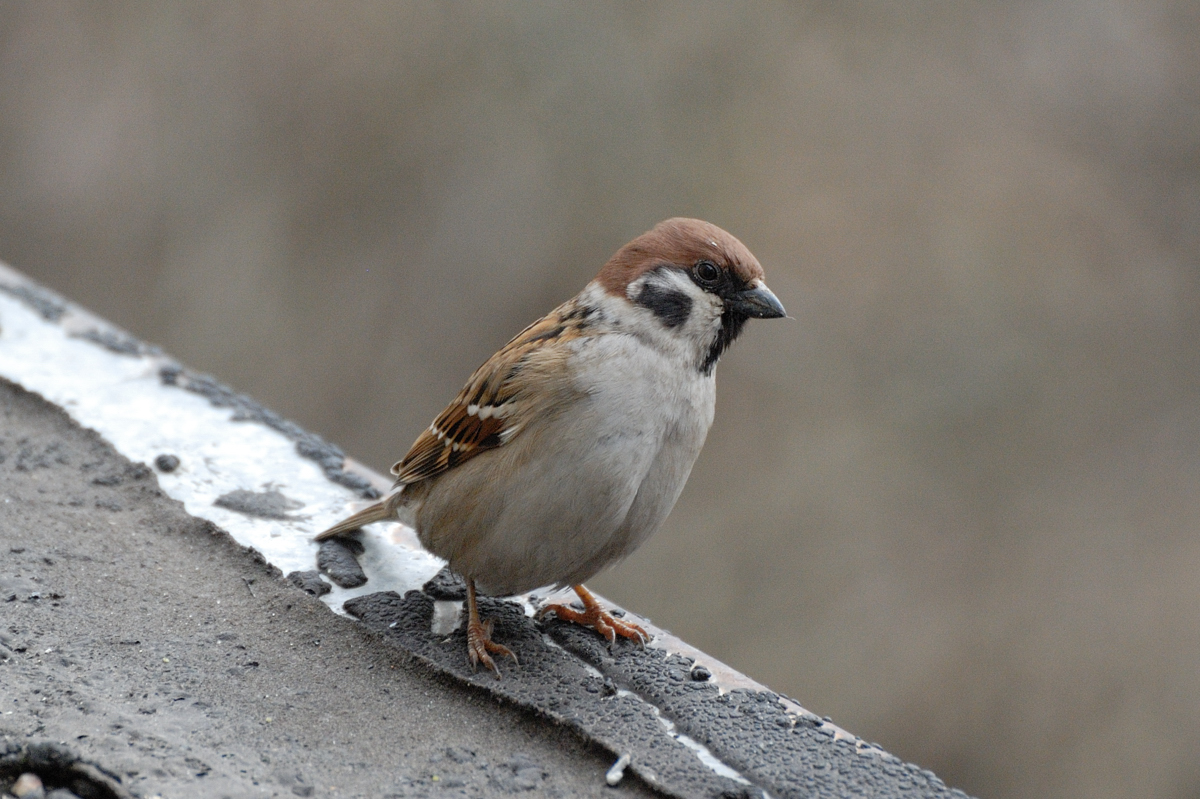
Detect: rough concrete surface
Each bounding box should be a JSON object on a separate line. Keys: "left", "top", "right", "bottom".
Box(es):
{"left": 0, "top": 378, "right": 658, "bottom": 798}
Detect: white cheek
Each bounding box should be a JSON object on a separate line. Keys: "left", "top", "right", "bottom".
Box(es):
{"left": 684, "top": 292, "right": 724, "bottom": 332}
{"left": 586, "top": 277, "right": 725, "bottom": 368}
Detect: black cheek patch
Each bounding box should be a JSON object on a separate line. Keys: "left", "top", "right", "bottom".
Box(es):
{"left": 634, "top": 282, "right": 693, "bottom": 328}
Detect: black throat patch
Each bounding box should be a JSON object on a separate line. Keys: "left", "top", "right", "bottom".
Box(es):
{"left": 633, "top": 280, "right": 693, "bottom": 329}
{"left": 700, "top": 307, "right": 750, "bottom": 375}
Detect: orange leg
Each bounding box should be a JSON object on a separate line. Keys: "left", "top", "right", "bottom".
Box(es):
{"left": 538, "top": 584, "right": 649, "bottom": 647}
{"left": 466, "top": 579, "right": 518, "bottom": 677}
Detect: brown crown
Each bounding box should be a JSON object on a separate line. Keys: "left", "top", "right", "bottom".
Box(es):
{"left": 595, "top": 218, "right": 765, "bottom": 296}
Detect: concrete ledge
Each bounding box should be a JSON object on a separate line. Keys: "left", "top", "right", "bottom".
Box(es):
{"left": 0, "top": 263, "right": 972, "bottom": 798}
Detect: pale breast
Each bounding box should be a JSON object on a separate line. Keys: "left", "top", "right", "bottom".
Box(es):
{"left": 413, "top": 331, "right": 716, "bottom": 596}
{"left": 563, "top": 334, "right": 716, "bottom": 577}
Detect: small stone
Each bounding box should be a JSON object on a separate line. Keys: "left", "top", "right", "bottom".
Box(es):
{"left": 154, "top": 454, "right": 180, "bottom": 472}
{"left": 690, "top": 665, "right": 712, "bottom": 681}
{"left": 605, "top": 753, "right": 631, "bottom": 786}
{"left": 12, "top": 772, "right": 45, "bottom": 799}
{"left": 159, "top": 364, "right": 183, "bottom": 385}
{"left": 215, "top": 489, "right": 304, "bottom": 521}
{"left": 286, "top": 571, "right": 331, "bottom": 596}
{"left": 317, "top": 539, "right": 368, "bottom": 588}
{"left": 506, "top": 754, "right": 543, "bottom": 790}
{"left": 422, "top": 566, "right": 467, "bottom": 600}
{"left": 445, "top": 746, "right": 475, "bottom": 763}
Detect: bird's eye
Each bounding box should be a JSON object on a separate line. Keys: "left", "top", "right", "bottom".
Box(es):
{"left": 693, "top": 260, "right": 721, "bottom": 286}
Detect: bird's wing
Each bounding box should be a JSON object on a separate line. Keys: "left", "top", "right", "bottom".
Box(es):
{"left": 391, "top": 299, "right": 592, "bottom": 486}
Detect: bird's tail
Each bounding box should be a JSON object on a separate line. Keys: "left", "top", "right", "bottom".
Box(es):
{"left": 314, "top": 492, "right": 403, "bottom": 541}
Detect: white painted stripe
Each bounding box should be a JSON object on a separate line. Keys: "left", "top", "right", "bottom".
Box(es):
{"left": 0, "top": 275, "right": 444, "bottom": 616}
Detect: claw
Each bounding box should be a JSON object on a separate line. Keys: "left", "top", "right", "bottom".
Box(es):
{"left": 537, "top": 585, "right": 649, "bottom": 648}
{"left": 466, "top": 580, "right": 518, "bottom": 678}
{"left": 467, "top": 618, "right": 517, "bottom": 677}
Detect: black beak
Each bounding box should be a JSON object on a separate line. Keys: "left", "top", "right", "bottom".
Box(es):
{"left": 727, "top": 282, "right": 786, "bottom": 319}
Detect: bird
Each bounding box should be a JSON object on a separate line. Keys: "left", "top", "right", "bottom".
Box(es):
{"left": 316, "top": 218, "right": 786, "bottom": 675}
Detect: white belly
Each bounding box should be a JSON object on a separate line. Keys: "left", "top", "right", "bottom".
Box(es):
{"left": 414, "top": 334, "right": 715, "bottom": 595}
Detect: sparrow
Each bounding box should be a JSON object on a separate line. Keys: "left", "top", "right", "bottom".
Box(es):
{"left": 317, "top": 218, "right": 785, "bottom": 675}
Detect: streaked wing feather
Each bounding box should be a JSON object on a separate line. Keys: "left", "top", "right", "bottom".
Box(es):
{"left": 391, "top": 301, "right": 588, "bottom": 486}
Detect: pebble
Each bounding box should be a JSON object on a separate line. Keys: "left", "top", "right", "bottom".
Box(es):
{"left": 316, "top": 538, "right": 368, "bottom": 588}
{"left": 422, "top": 566, "right": 467, "bottom": 600}
{"left": 11, "top": 772, "right": 44, "bottom": 799}
{"left": 153, "top": 454, "right": 180, "bottom": 472}
{"left": 605, "top": 753, "right": 631, "bottom": 786}
{"left": 214, "top": 488, "right": 304, "bottom": 521}
{"left": 504, "top": 754, "right": 544, "bottom": 791}
{"left": 286, "top": 570, "right": 332, "bottom": 596}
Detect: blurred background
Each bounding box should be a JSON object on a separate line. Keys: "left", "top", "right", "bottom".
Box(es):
{"left": 2, "top": 3, "right": 1198, "bottom": 797}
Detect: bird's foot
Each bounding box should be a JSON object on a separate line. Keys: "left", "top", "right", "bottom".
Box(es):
{"left": 466, "top": 617, "right": 517, "bottom": 678}
{"left": 538, "top": 586, "right": 649, "bottom": 649}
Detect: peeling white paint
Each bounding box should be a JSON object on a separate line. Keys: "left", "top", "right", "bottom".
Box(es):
{"left": 430, "top": 600, "right": 462, "bottom": 635}
{"left": 0, "top": 271, "right": 443, "bottom": 615}
{"left": 623, "top": 688, "right": 753, "bottom": 786}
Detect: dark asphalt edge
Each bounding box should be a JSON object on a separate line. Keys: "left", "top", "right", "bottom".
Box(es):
{"left": 344, "top": 590, "right": 746, "bottom": 799}
{"left": 548, "top": 624, "right": 961, "bottom": 797}
{"left": 0, "top": 264, "right": 975, "bottom": 799}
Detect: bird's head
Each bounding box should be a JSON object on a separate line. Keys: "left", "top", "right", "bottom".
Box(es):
{"left": 596, "top": 218, "right": 785, "bottom": 374}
